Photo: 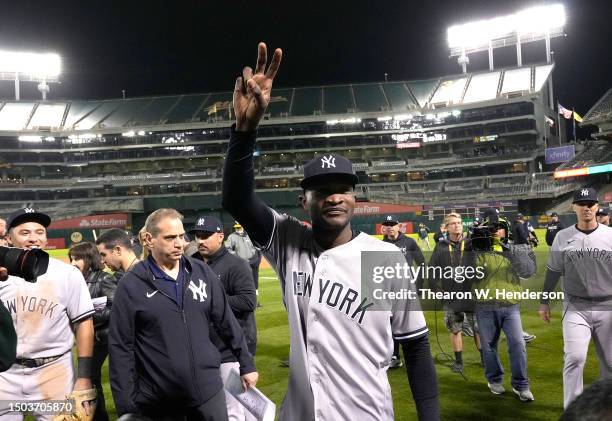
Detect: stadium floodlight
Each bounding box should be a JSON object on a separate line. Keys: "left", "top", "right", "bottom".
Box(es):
{"left": 447, "top": 4, "right": 565, "bottom": 72}
{"left": 0, "top": 50, "right": 61, "bottom": 100}
{"left": 18, "top": 135, "right": 42, "bottom": 142}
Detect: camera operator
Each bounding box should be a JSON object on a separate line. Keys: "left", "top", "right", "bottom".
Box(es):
{"left": 0, "top": 208, "right": 95, "bottom": 420}
{"left": 471, "top": 209, "right": 536, "bottom": 401}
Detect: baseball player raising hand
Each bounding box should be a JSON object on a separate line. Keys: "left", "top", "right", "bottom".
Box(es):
{"left": 222, "top": 42, "right": 439, "bottom": 421}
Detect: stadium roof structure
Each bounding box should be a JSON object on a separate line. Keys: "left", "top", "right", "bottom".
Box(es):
{"left": 582, "top": 88, "right": 612, "bottom": 139}
{"left": 0, "top": 63, "right": 554, "bottom": 135}
{"left": 583, "top": 88, "right": 612, "bottom": 124}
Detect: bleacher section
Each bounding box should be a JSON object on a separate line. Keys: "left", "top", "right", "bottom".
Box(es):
{"left": 0, "top": 61, "right": 580, "bottom": 212}
{"left": 555, "top": 140, "right": 612, "bottom": 170}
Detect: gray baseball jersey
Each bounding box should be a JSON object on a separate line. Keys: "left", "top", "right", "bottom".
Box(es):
{"left": 547, "top": 223, "right": 612, "bottom": 299}
{"left": 261, "top": 211, "right": 427, "bottom": 421}
{"left": 547, "top": 223, "right": 612, "bottom": 407}
{"left": 0, "top": 257, "right": 94, "bottom": 358}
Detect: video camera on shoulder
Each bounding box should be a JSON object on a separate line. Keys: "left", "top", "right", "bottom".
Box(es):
{"left": 471, "top": 209, "right": 511, "bottom": 252}
{"left": 0, "top": 246, "right": 50, "bottom": 282}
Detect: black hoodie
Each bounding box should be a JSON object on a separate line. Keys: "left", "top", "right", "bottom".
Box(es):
{"left": 108, "top": 256, "right": 255, "bottom": 415}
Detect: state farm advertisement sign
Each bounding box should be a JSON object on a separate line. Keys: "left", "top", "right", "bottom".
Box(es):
{"left": 354, "top": 202, "right": 421, "bottom": 216}
{"left": 48, "top": 213, "right": 128, "bottom": 230}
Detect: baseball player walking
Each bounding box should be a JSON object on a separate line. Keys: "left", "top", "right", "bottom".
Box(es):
{"left": 222, "top": 42, "right": 439, "bottom": 421}
{"left": 0, "top": 208, "right": 96, "bottom": 421}
{"left": 539, "top": 187, "right": 612, "bottom": 408}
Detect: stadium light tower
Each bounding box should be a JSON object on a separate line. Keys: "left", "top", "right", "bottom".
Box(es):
{"left": 0, "top": 50, "right": 61, "bottom": 100}
{"left": 447, "top": 4, "right": 566, "bottom": 73}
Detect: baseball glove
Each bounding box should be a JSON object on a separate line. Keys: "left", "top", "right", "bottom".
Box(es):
{"left": 53, "top": 388, "right": 97, "bottom": 421}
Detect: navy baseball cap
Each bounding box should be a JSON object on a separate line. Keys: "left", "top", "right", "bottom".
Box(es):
{"left": 596, "top": 208, "right": 609, "bottom": 216}
{"left": 382, "top": 215, "right": 400, "bottom": 226}
{"left": 188, "top": 215, "right": 223, "bottom": 234}
{"left": 300, "top": 153, "right": 358, "bottom": 190}
{"left": 572, "top": 187, "right": 598, "bottom": 203}
{"left": 6, "top": 208, "right": 51, "bottom": 231}
{"left": 516, "top": 213, "right": 524, "bottom": 220}
{"left": 550, "top": 212, "right": 559, "bottom": 217}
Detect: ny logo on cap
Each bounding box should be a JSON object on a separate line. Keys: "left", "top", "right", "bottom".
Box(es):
{"left": 386, "top": 216, "right": 393, "bottom": 221}
{"left": 320, "top": 155, "right": 336, "bottom": 169}
{"left": 24, "top": 208, "right": 35, "bottom": 213}
{"left": 197, "top": 218, "right": 205, "bottom": 226}
{"left": 581, "top": 189, "right": 589, "bottom": 196}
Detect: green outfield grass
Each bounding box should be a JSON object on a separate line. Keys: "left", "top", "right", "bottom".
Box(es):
{"left": 57, "top": 229, "right": 601, "bottom": 420}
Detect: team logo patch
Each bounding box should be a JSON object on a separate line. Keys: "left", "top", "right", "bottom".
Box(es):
{"left": 581, "top": 189, "right": 589, "bottom": 196}
{"left": 188, "top": 279, "right": 207, "bottom": 302}
{"left": 320, "top": 155, "right": 336, "bottom": 169}
{"left": 197, "top": 217, "right": 206, "bottom": 226}
{"left": 24, "top": 208, "right": 35, "bottom": 213}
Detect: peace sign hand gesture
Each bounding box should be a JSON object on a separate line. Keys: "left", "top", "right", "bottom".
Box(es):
{"left": 234, "top": 42, "right": 283, "bottom": 132}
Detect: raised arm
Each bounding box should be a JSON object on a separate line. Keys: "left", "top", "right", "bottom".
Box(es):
{"left": 222, "top": 42, "right": 283, "bottom": 247}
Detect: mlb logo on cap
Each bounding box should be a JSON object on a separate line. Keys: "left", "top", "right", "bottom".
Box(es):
{"left": 572, "top": 187, "right": 598, "bottom": 203}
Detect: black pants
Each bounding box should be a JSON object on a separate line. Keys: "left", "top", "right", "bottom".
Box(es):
{"left": 92, "top": 338, "right": 109, "bottom": 421}
{"left": 250, "top": 265, "right": 259, "bottom": 290}
{"left": 138, "top": 389, "right": 229, "bottom": 421}
{"left": 393, "top": 339, "right": 402, "bottom": 359}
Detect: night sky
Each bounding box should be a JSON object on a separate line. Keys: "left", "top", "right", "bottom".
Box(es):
{"left": 0, "top": 0, "right": 610, "bottom": 124}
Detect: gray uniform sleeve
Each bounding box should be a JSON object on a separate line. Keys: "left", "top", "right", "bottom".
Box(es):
{"left": 506, "top": 243, "right": 537, "bottom": 279}
{"left": 546, "top": 231, "right": 564, "bottom": 273}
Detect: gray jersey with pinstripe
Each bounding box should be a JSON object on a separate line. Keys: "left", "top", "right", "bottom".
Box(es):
{"left": 260, "top": 210, "right": 427, "bottom": 421}
{"left": 0, "top": 257, "right": 94, "bottom": 358}
{"left": 547, "top": 223, "right": 612, "bottom": 299}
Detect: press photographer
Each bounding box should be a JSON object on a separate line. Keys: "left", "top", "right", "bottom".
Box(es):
{"left": 470, "top": 209, "right": 537, "bottom": 401}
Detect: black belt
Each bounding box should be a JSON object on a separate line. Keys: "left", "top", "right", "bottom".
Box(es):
{"left": 568, "top": 294, "right": 612, "bottom": 303}
{"left": 15, "top": 354, "right": 64, "bottom": 368}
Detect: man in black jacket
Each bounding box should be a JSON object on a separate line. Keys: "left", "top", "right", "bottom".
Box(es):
{"left": 109, "top": 208, "right": 257, "bottom": 421}
{"left": 428, "top": 213, "right": 481, "bottom": 373}
{"left": 512, "top": 214, "right": 530, "bottom": 245}
{"left": 382, "top": 215, "right": 426, "bottom": 369}
{"left": 189, "top": 215, "right": 257, "bottom": 421}
{"left": 545, "top": 212, "right": 565, "bottom": 246}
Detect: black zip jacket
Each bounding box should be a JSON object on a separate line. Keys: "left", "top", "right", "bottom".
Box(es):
{"left": 428, "top": 237, "right": 477, "bottom": 311}
{"left": 192, "top": 246, "right": 257, "bottom": 360}
{"left": 108, "top": 256, "right": 255, "bottom": 415}
{"left": 546, "top": 220, "right": 566, "bottom": 246}
{"left": 85, "top": 270, "right": 117, "bottom": 341}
